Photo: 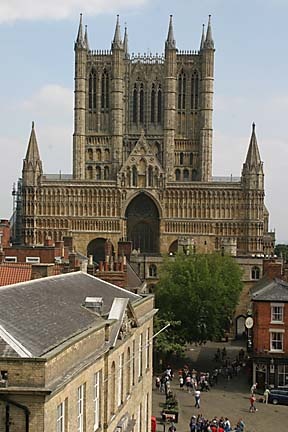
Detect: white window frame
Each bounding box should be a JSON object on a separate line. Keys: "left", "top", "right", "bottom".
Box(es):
{"left": 25, "top": 256, "right": 40, "bottom": 263}
{"left": 93, "top": 372, "right": 100, "bottom": 431}
{"left": 4, "top": 256, "right": 17, "bottom": 263}
{"left": 77, "top": 384, "right": 84, "bottom": 432}
{"left": 138, "top": 334, "right": 143, "bottom": 378}
{"left": 271, "top": 303, "right": 284, "bottom": 323}
{"left": 269, "top": 329, "right": 284, "bottom": 352}
{"left": 278, "top": 364, "right": 288, "bottom": 388}
{"left": 117, "top": 353, "right": 124, "bottom": 407}
{"left": 145, "top": 328, "right": 150, "bottom": 370}
{"left": 56, "top": 401, "right": 65, "bottom": 432}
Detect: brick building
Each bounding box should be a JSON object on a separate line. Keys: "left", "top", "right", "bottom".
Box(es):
{"left": 251, "top": 278, "right": 288, "bottom": 390}
{"left": 0, "top": 272, "right": 155, "bottom": 432}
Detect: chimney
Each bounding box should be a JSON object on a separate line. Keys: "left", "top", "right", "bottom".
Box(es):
{"left": 44, "top": 236, "right": 53, "bottom": 247}
{"left": 84, "top": 297, "right": 103, "bottom": 314}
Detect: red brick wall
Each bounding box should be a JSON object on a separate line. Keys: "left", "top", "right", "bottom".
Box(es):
{"left": 253, "top": 301, "right": 288, "bottom": 355}
{"left": 0, "top": 220, "right": 10, "bottom": 247}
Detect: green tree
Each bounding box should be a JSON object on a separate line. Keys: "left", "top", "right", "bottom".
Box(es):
{"left": 154, "top": 252, "right": 243, "bottom": 345}
{"left": 275, "top": 244, "right": 288, "bottom": 262}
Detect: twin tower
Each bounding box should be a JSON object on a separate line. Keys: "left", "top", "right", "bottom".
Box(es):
{"left": 20, "top": 14, "right": 271, "bottom": 261}
{"left": 73, "top": 14, "right": 215, "bottom": 184}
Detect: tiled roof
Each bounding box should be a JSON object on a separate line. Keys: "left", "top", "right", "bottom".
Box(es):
{"left": 251, "top": 278, "right": 288, "bottom": 302}
{"left": 0, "top": 271, "right": 140, "bottom": 357}
{"left": 0, "top": 263, "right": 32, "bottom": 286}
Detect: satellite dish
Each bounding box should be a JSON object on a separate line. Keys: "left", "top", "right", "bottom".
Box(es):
{"left": 245, "top": 316, "right": 254, "bottom": 329}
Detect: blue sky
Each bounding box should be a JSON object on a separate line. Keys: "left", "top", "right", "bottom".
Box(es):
{"left": 0, "top": 0, "right": 287, "bottom": 242}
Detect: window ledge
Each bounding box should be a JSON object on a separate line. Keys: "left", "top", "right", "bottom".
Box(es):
{"left": 269, "top": 350, "right": 284, "bottom": 354}
{"left": 270, "top": 321, "right": 284, "bottom": 325}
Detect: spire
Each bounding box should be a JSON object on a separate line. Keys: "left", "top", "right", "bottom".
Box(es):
{"left": 76, "top": 13, "right": 85, "bottom": 48}
{"left": 83, "top": 25, "right": 89, "bottom": 50}
{"left": 244, "top": 123, "right": 262, "bottom": 167}
{"left": 112, "top": 15, "right": 123, "bottom": 50}
{"left": 25, "top": 121, "right": 41, "bottom": 163}
{"left": 204, "top": 15, "right": 214, "bottom": 49}
{"left": 200, "top": 24, "right": 205, "bottom": 50}
{"left": 165, "top": 15, "right": 176, "bottom": 49}
{"left": 123, "top": 25, "right": 129, "bottom": 58}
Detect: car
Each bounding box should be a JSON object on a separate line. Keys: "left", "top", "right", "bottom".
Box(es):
{"left": 268, "top": 389, "right": 288, "bottom": 405}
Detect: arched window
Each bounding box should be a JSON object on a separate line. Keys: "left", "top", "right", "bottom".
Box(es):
{"left": 104, "top": 148, "right": 110, "bottom": 160}
{"left": 178, "top": 70, "right": 186, "bottom": 111}
{"left": 179, "top": 152, "right": 184, "bottom": 165}
{"left": 101, "top": 69, "right": 109, "bottom": 111}
{"left": 88, "top": 148, "right": 93, "bottom": 160}
{"left": 133, "top": 84, "right": 137, "bottom": 123}
{"left": 192, "top": 169, "right": 198, "bottom": 181}
{"left": 87, "top": 166, "right": 93, "bottom": 179}
{"left": 151, "top": 84, "right": 155, "bottom": 123}
{"left": 132, "top": 166, "right": 137, "bottom": 186}
{"left": 139, "top": 83, "right": 144, "bottom": 124}
{"left": 157, "top": 86, "right": 162, "bottom": 123}
{"left": 175, "top": 169, "right": 180, "bottom": 181}
{"left": 88, "top": 69, "right": 97, "bottom": 112}
{"left": 191, "top": 70, "right": 199, "bottom": 110}
{"left": 96, "top": 149, "right": 101, "bottom": 161}
{"left": 190, "top": 153, "right": 193, "bottom": 165}
{"left": 148, "top": 166, "right": 153, "bottom": 187}
{"left": 104, "top": 166, "right": 109, "bottom": 180}
{"left": 183, "top": 169, "right": 189, "bottom": 181}
{"left": 251, "top": 266, "right": 260, "bottom": 280}
{"left": 96, "top": 166, "right": 101, "bottom": 180}
{"left": 149, "top": 264, "right": 157, "bottom": 277}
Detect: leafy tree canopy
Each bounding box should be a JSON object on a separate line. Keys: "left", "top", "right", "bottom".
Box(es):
{"left": 275, "top": 244, "right": 288, "bottom": 262}
{"left": 154, "top": 253, "right": 243, "bottom": 345}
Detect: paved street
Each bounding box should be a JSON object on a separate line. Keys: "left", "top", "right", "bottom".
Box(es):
{"left": 152, "top": 341, "right": 287, "bottom": 432}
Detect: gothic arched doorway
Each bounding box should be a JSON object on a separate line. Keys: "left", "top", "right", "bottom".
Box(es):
{"left": 125, "top": 193, "right": 160, "bottom": 253}
{"left": 87, "top": 238, "right": 107, "bottom": 263}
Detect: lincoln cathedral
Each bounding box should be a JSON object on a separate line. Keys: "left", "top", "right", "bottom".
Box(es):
{"left": 17, "top": 15, "right": 274, "bottom": 278}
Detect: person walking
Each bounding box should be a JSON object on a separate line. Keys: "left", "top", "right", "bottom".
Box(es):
{"left": 263, "top": 387, "right": 270, "bottom": 404}
{"left": 249, "top": 393, "right": 257, "bottom": 412}
{"left": 194, "top": 389, "right": 201, "bottom": 409}
{"left": 250, "top": 382, "right": 257, "bottom": 394}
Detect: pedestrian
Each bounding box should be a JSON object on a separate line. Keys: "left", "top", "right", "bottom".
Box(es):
{"left": 168, "top": 421, "right": 176, "bottom": 432}
{"left": 155, "top": 376, "right": 160, "bottom": 390}
{"left": 194, "top": 389, "right": 201, "bottom": 409}
{"left": 249, "top": 393, "right": 257, "bottom": 412}
{"left": 224, "top": 417, "right": 231, "bottom": 432}
{"left": 250, "top": 382, "right": 257, "bottom": 394}
{"left": 235, "top": 418, "right": 245, "bottom": 432}
{"left": 263, "top": 387, "right": 270, "bottom": 404}
{"left": 179, "top": 375, "right": 184, "bottom": 389}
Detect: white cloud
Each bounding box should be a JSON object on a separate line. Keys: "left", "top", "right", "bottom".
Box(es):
{"left": 0, "top": 0, "right": 148, "bottom": 22}
{"left": 19, "top": 84, "right": 73, "bottom": 123}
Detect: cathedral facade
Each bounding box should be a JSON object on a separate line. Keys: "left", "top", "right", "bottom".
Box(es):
{"left": 18, "top": 15, "right": 274, "bottom": 270}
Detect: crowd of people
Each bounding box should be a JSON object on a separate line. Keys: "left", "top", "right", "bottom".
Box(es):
{"left": 155, "top": 346, "right": 251, "bottom": 432}
{"left": 189, "top": 414, "right": 245, "bottom": 432}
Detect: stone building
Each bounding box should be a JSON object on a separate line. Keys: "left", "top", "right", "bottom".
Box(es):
{"left": 15, "top": 15, "right": 274, "bottom": 285}
{"left": 0, "top": 272, "right": 155, "bottom": 432}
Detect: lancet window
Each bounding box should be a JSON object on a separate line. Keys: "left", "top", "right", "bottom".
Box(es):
{"left": 101, "top": 69, "right": 109, "bottom": 111}
{"left": 88, "top": 69, "right": 97, "bottom": 112}
{"left": 191, "top": 70, "right": 199, "bottom": 110}
{"left": 178, "top": 70, "right": 186, "bottom": 111}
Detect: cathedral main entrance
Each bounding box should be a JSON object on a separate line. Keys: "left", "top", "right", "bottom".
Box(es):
{"left": 125, "top": 193, "right": 160, "bottom": 254}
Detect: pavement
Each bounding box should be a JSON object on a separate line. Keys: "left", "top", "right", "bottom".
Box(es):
{"left": 152, "top": 341, "right": 287, "bottom": 432}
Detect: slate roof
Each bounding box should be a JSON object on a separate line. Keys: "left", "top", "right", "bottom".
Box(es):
{"left": 0, "top": 271, "right": 140, "bottom": 358}
{"left": 251, "top": 278, "right": 288, "bottom": 302}
{"left": 0, "top": 263, "right": 32, "bottom": 286}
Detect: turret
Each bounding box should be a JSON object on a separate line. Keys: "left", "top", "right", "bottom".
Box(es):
{"left": 164, "top": 15, "right": 177, "bottom": 180}
{"left": 22, "top": 122, "right": 43, "bottom": 186}
{"left": 199, "top": 15, "right": 215, "bottom": 181}
{"left": 123, "top": 25, "right": 129, "bottom": 58}
{"left": 111, "top": 15, "right": 124, "bottom": 173}
{"left": 242, "top": 123, "right": 264, "bottom": 190}
{"left": 73, "top": 13, "right": 88, "bottom": 179}
{"left": 200, "top": 24, "right": 205, "bottom": 51}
